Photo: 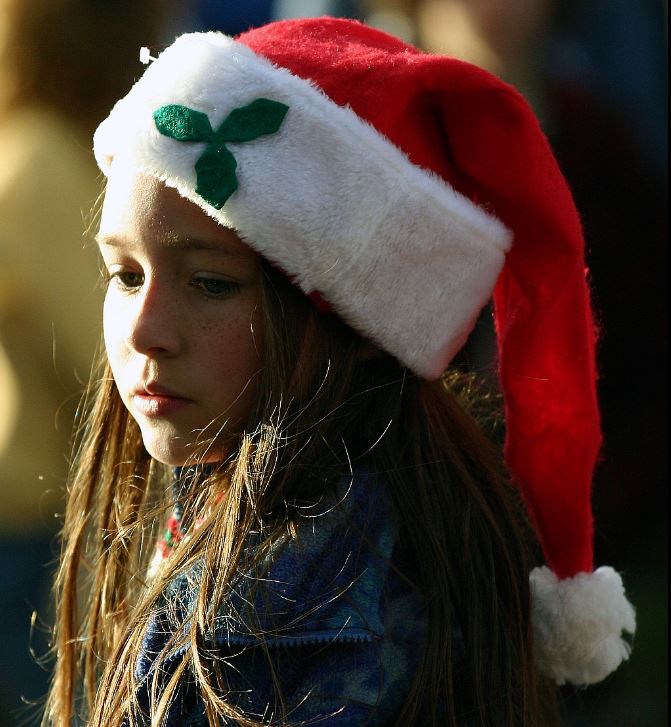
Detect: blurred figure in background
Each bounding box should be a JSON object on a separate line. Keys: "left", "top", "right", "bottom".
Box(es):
{"left": 0, "top": 0, "right": 163, "bottom": 723}
{"left": 163, "top": 0, "right": 274, "bottom": 36}
{"left": 162, "top": 0, "right": 362, "bottom": 35}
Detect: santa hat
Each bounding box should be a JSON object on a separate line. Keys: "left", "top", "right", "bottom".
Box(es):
{"left": 93, "top": 17, "right": 635, "bottom": 686}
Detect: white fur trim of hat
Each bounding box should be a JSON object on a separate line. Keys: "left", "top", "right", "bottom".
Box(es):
{"left": 94, "top": 32, "right": 511, "bottom": 380}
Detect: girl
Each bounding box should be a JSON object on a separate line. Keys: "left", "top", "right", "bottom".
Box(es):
{"left": 44, "top": 17, "right": 635, "bottom": 727}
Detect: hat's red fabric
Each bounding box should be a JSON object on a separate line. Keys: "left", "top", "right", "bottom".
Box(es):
{"left": 239, "top": 17, "right": 601, "bottom": 580}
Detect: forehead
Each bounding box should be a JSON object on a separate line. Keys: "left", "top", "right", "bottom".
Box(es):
{"left": 98, "top": 161, "right": 254, "bottom": 255}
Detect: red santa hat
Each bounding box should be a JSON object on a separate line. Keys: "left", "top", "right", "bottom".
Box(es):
{"left": 93, "top": 17, "right": 635, "bottom": 686}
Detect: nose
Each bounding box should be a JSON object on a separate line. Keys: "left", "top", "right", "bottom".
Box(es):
{"left": 125, "top": 276, "right": 182, "bottom": 356}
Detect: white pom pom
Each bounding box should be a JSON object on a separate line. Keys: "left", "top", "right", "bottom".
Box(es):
{"left": 530, "top": 566, "right": 636, "bottom": 686}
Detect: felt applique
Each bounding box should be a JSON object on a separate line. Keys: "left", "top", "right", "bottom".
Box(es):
{"left": 153, "top": 98, "right": 289, "bottom": 208}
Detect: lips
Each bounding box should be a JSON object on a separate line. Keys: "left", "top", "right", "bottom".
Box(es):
{"left": 131, "top": 382, "right": 192, "bottom": 417}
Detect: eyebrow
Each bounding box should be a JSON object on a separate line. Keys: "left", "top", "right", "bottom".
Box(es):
{"left": 95, "top": 232, "right": 247, "bottom": 256}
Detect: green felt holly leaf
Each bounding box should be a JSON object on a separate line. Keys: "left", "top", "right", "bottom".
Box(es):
{"left": 215, "top": 98, "right": 289, "bottom": 143}
{"left": 153, "top": 105, "right": 214, "bottom": 142}
{"left": 153, "top": 97, "right": 289, "bottom": 208}
{"left": 195, "top": 145, "right": 238, "bottom": 209}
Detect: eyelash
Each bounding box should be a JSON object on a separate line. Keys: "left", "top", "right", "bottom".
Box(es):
{"left": 191, "top": 276, "right": 241, "bottom": 298}
{"left": 103, "top": 271, "right": 143, "bottom": 291}
{"left": 104, "top": 272, "right": 241, "bottom": 299}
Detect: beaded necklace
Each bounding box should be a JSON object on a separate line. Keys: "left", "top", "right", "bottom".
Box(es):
{"left": 148, "top": 464, "right": 221, "bottom": 577}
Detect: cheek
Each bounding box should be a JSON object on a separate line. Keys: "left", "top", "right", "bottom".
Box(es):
{"left": 205, "top": 311, "right": 264, "bottom": 412}
{"left": 210, "top": 327, "right": 262, "bottom": 381}
{"left": 102, "top": 294, "right": 128, "bottom": 377}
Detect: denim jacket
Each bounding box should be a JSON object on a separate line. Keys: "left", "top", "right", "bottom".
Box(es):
{"left": 134, "top": 470, "right": 432, "bottom": 725}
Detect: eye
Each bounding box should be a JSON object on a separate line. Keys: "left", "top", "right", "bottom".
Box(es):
{"left": 191, "top": 274, "right": 241, "bottom": 298}
{"left": 106, "top": 270, "right": 144, "bottom": 291}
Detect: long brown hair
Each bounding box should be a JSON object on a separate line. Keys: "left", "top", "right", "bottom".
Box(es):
{"left": 44, "top": 263, "right": 561, "bottom": 726}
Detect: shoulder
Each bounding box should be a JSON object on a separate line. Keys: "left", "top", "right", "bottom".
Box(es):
{"left": 138, "top": 469, "right": 431, "bottom": 724}
{"left": 213, "top": 469, "right": 428, "bottom": 723}
{"left": 218, "top": 468, "right": 413, "bottom": 644}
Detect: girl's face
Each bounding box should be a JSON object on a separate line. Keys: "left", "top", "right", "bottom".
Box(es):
{"left": 97, "top": 164, "right": 264, "bottom": 465}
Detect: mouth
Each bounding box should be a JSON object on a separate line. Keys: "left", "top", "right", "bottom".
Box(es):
{"left": 131, "top": 384, "right": 192, "bottom": 417}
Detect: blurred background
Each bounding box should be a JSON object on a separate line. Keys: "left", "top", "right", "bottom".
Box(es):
{"left": 0, "top": 0, "right": 666, "bottom": 725}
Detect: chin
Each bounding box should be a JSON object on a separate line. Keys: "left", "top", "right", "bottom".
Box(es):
{"left": 145, "top": 445, "right": 189, "bottom": 467}
{"left": 142, "top": 434, "right": 230, "bottom": 467}
{"left": 139, "top": 431, "right": 188, "bottom": 466}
